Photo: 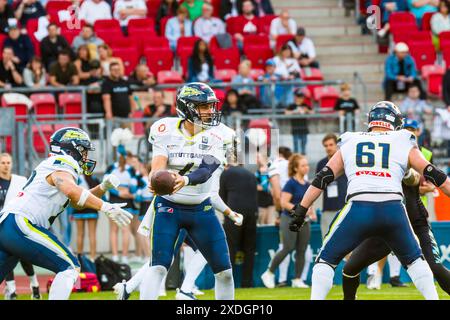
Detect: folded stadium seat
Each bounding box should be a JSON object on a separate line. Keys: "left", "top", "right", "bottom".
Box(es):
{"left": 109, "top": 36, "right": 137, "bottom": 50}
{"left": 438, "top": 31, "right": 450, "bottom": 50}
{"left": 243, "top": 34, "right": 270, "bottom": 49}
{"left": 244, "top": 47, "right": 273, "bottom": 70}
{"left": 146, "top": 0, "right": 162, "bottom": 19}
{"left": 213, "top": 47, "right": 240, "bottom": 70}
{"left": 94, "top": 19, "right": 122, "bottom": 36}
{"left": 225, "top": 16, "right": 241, "bottom": 35}
{"left": 59, "top": 92, "right": 82, "bottom": 119}
{"left": 176, "top": 36, "right": 201, "bottom": 57}
{"left": 32, "top": 124, "right": 53, "bottom": 154}
{"left": 209, "top": 35, "right": 238, "bottom": 53}
{"left": 95, "top": 29, "right": 124, "bottom": 47}
{"left": 112, "top": 47, "right": 140, "bottom": 75}
{"left": 391, "top": 24, "right": 419, "bottom": 43}
{"left": 1, "top": 97, "right": 29, "bottom": 122}
{"left": 388, "top": 11, "right": 417, "bottom": 27}
{"left": 259, "top": 14, "right": 277, "bottom": 35}
{"left": 131, "top": 110, "right": 145, "bottom": 136}
{"left": 301, "top": 68, "right": 324, "bottom": 100}
{"left": 177, "top": 46, "right": 193, "bottom": 78}
{"left": 141, "top": 35, "right": 170, "bottom": 49}
{"left": 409, "top": 43, "right": 437, "bottom": 70}
{"left": 128, "top": 18, "right": 156, "bottom": 36}
{"left": 421, "top": 12, "right": 435, "bottom": 31}
{"left": 313, "top": 86, "right": 339, "bottom": 112}
{"left": 46, "top": 0, "right": 73, "bottom": 24}
{"left": 159, "top": 16, "right": 171, "bottom": 36}
{"left": 406, "top": 31, "right": 432, "bottom": 47}
{"left": 275, "top": 34, "right": 294, "bottom": 53}
{"left": 157, "top": 70, "right": 183, "bottom": 87}
{"left": 214, "top": 69, "right": 237, "bottom": 82}
{"left": 30, "top": 93, "right": 57, "bottom": 120}
{"left": 144, "top": 47, "right": 174, "bottom": 74}
{"left": 248, "top": 118, "right": 271, "bottom": 146}
{"left": 421, "top": 64, "right": 445, "bottom": 96}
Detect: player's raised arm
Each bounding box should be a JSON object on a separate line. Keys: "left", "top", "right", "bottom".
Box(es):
{"left": 290, "top": 150, "right": 344, "bottom": 232}
{"left": 408, "top": 147, "right": 450, "bottom": 197}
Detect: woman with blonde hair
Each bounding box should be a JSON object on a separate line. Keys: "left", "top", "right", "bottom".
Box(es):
{"left": 98, "top": 44, "right": 125, "bottom": 77}
{"left": 261, "top": 154, "right": 316, "bottom": 289}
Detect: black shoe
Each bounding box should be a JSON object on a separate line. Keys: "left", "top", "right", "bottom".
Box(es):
{"left": 31, "top": 286, "right": 41, "bottom": 300}
{"left": 8, "top": 292, "right": 17, "bottom": 300}
{"left": 390, "top": 276, "right": 407, "bottom": 287}
{"left": 276, "top": 281, "right": 287, "bottom": 288}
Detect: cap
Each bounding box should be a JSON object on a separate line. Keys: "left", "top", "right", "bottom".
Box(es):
{"left": 296, "top": 27, "right": 305, "bottom": 36}
{"left": 394, "top": 42, "right": 409, "bottom": 53}
{"left": 294, "top": 88, "right": 305, "bottom": 97}
{"left": 403, "top": 118, "right": 419, "bottom": 130}
{"left": 265, "top": 58, "right": 275, "bottom": 66}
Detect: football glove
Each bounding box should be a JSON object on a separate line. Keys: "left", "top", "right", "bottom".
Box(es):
{"left": 100, "top": 202, "right": 133, "bottom": 227}
{"left": 100, "top": 174, "right": 121, "bottom": 192}
{"left": 228, "top": 211, "right": 243, "bottom": 226}
{"left": 289, "top": 204, "right": 308, "bottom": 232}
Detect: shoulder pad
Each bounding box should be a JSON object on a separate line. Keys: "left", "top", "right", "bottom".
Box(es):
{"left": 51, "top": 155, "right": 81, "bottom": 175}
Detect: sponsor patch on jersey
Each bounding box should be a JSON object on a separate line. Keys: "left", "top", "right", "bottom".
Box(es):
{"left": 158, "top": 124, "right": 166, "bottom": 133}
{"left": 158, "top": 206, "right": 174, "bottom": 213}
{"left": 202, "top": 136, "right": 208, "bottom": 144}
{"left": 356, "top": 170, "right": 392, "bottom": 178}
{"left": 199, "top": 144, "right": 212, "bottom": 151}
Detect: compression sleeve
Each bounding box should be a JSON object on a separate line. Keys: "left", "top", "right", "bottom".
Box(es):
{"left": 210, "top": 192, "right": 229, "bottom": 213}
{"left": 186, "top": 155, "right": 221, "bottom": 186}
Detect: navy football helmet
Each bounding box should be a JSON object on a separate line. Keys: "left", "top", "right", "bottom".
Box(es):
{"left": 49, "top": 127, "right": 96, "bottom": 175}
{"left": 367, "top": 101, "right": 403, "bottom": 131}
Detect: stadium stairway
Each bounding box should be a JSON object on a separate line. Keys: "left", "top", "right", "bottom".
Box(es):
{"left": 273, "top": 0, "right": 386, "bottom": 109}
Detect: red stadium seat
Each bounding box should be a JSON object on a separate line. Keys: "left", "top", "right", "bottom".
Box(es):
{"left": 131, "top": 110, "right": 145, "bottom": 136}
{"left": 209, "top": 34, "right": 238, "bottom": 53}
{"left": 109, "top": 36, "right": 137, "bottom": 50}
{"left": 177, "top": 46, "right": 193, "bottom": 78}
{"left": 94, "top": 19, "right": 122, "bottom": 35}
{"left": 409, "top": 43, "right": 436, "bottom": 70}
{"left": 226, "top": 16, "right": 262, "bottom": 35}
{"left": 146, "top": 0, "right": 162, "bottom": 19}
{"left": 407, "top": 31, "right": 432, "bottom": 46}
{"left": 389, "top": 12, "right": 416, "bottom": 27}
{"left": 157, "top": 70, "right": 183, "bottom": 85}
{"left": 439, "top": 31, "right": 450, "bottom": 50}
{"left": 249, "top": 68, "right": 264, "bottom": 81}
{"left": 30, "top": 93, "right": 57, "bottom": 119}
{"left": 176, "top": 36, "right": 201, "bottom": 57}
{"left": 59, "top": 92, "right": 82, "bottom": 118}
{"left": 128, "top": 18, "right": 156, "bottom": 36}
{"left": 144, "top": 47, "right": 174, "bottom": 74}
{"left": 32, "top": 125, "right": 53, "bottom": 154}
{"left": 131, "top": 34, "right": 169, "bottom": 55}
{"left": 422, "top": 12, "right": 435, "bottom": 31}
{"left": 259, "top": 14, "right": 277, "bottom": 34}
{"left": 244, "top": 47, "right": 273, "bottom": 70}
{"left": 421, "top": 64, "right": 445, "bottom": 96}
{"left": 46, "top": 0, "right": 72, "bottom": 24}
{"left": 314, "top": 86, "right": 339, "bottom": 111}
{"left": 112, "top": 47, "right": 140, "bottom": 75}
{"left": 141, "top": 35, "right": 170, "bottom": 49}
{"left": 212, "top": 88, "right": 225, "bottom": 110}
{"left": 301, "top": 87, "right": 312, "bottom": 107}
{"left": 210, "top": 0, "right": 221, "bottom": 17}
{"left": 301, "top": 68, "right": 324, "bottom": 98}
{"left": 159, "top": 16, "right": 171, "bottom": 36}
{"left": 214, "top": 69, "right": 237, "bottom": 82}
{"left": 95, "top": 29, "right": 124, "bottom": 46}
{"left": 243, "top": 34, "right": 270, "bottom": 48}
{"left": 391, "top": 23, "right": 419, "bottom": 43}
{"left": 213, "top": 47, "right": 241, "bottom": 70}
{"left": 275, "top": 34, "right": 294, "bottom": 53}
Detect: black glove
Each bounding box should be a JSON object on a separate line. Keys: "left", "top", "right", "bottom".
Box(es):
{"left": 289, "top": 204, "right": 308, "bottom": 232}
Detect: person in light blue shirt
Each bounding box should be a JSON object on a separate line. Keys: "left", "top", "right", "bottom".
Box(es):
{"left": 165, "top": 6, "right": 193, "bottom": 51}
{"left": 408, "top": 0, "right": 438, "bottom": 26}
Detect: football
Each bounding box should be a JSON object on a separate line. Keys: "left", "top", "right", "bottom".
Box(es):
{"left": 151, "top": 170, "right": 176, "bottom": 195}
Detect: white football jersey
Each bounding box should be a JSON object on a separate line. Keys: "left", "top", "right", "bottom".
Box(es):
{"left": 149, "top": 117, "right": 236, "bottom": 204}
{"left": 1, "top": 155, "right": 81, "bottom": 229}
{"left": 268, "top": 158, "right": 289, "bottom": 188}
{"left": 339, "top": 129, "right": 417, "bottom": 199}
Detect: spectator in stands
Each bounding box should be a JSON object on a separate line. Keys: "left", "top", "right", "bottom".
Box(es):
{"left": 334, "top": 83, "right": 360, "bottom": 132}
{"left": 232, "top": 60, "right": 261, "bottom": 109}
{"left": 377, "top": 0, "right": 409, "bottom": 38}
{"left": 78, "top": 0, "right": 112, "bottom": 25}
{"left": 220, "top": 0, "right": 240, "bottom": 20}
{"left": 408, "top": 0, "right": 439, "bottom": 26}
{"left": 253, "top": 0, "right": 274, "bottom": 16}
{"left": 316, "top": 133, "right": 347, "bottom": 239}
{"left": 384, "top": 42, "right": 425, "bottom": 100}
{"left": 431, "top": 0, "right": 450, "bottom": 50}
{"left": 285, "top": 89, "right": 312, "bottom": 154}
{"left": 399, "top": 84, "right": 433, "bottom": 122}
{"left": 182, "top": 0, "right": 204, "bottom": 21}
{"left": 40, "top": 23, "right": 72, "bottom": 70}
{"left": 0, "top": 0, "right": 15, "bottom": 34}
{"left": 14, "top": 0, "right": 47, "bottom": 27}
{"left": 255, "top": 153, "right": 275, "bottom": 225}
{"left": 49, "top": 49, "right": 79, "bottom": 87}
{"left": 101, "top": 62, "right": 134, "bottom": 119}
{"left": 3, "top": 24, "right": 34, "bottom": 72}
{"left": 221, "top": 88, "right": 247, "bottom": 116}
{"left": 143, "top": 90, "right": 171, "bottom": 124}
{"left": 258, "top": 58, "right": 283, "bottom": 107}
{"left": 98, "top": 44, "right": 125, "bottom": 76}
{"left": 269, "top": 9, "right": 296, "bottom": 49}
{"left": 187, "top": 39, "right": 215, "bottom": 82}
{"left": 233, "top": 0, "right": 260, "bottom": 43}
{"left": 220, "top": 161, "right": 258, "bottom": 288}
{"left": 194, "top": 2, "right": 225, "bottom": 43}
{"left": 113, "top": 0, "right": 147, "bottom": 34}
{"left": 74, "top": 44, "right": 92, "bottom": 83}
{"left": 71, "top": 24, "right": 104, "bottom": 57}
{"left": 23, "top": 55, "right": 46, "bottom": 88}
{"left": 128, "top": 63, "right": 156, "bottom": 88}
{"left": 156, "top": 0, "right": 178, "bottom": 34}
{"left": 166, "top": 6, "right": 193, "bottom": 51}
{"left": 287, "top": 27, "right": 319, "bottom": 69}
{"left": 261, "top": 154, "right": 315, "bottom": 289}
{"left": 273, "top": 44, "right": 300, "bottom": 106}
{"left": 82, "top": 59, "right": 105, "bottom": 115}
{"left": 0, "top": 46, "right": 23, "bottom": 87}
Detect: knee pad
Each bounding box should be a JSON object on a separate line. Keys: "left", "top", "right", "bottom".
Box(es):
{"left": 215, "top": 268, "right": 233, "bottom": 282}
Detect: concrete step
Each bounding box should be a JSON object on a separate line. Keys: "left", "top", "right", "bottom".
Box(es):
{"left": 317, "top": 53, "right": 386, "bottom": 64}
{"left": 316, "top": 43, "right": 378, "bottom": 55}
{"left": 288, "top": 7, "right": 346, "bottom": 18}
{"left": 325, "top": 72, "right": 385, "bottom": 83}
{"left": 313, "top": 35, "right": 373, "bottom": 45}
{"left": 305, "top": 24, "right": 361, "bottom": 37}
{"left": 321, "top": 62, "right": 383, "bottom": 74}
{"left": 276, "top": 0, "right": 340, "bottom": 7}
{"left": 296, "top": 16, "right": 357, "bottom": 26}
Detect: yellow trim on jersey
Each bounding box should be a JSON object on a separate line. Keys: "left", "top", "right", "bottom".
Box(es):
{"left": 23, "top": 218, "right": 75, "bottom": 268}
{"left": 322, "top": 202, "right": 351, "bottom": 245}
{"left": 53, "top": 157, "right": 80, "bottom": 174}
{"left": 176, "top": 119, "right": 204, "bottom": 141}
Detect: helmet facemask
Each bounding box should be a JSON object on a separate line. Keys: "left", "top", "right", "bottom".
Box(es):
{"left": 180, "top": 100, "right": 222, "bottom": 129}
{"left": 61, "top": 141, "right": 97, "bottom": 175}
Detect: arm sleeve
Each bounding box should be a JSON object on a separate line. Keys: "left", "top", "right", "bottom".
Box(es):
{"left": 186, "top": 155, "right": 221, "bottom": 185}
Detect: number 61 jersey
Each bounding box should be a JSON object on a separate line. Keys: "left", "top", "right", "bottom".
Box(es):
{"left": 339, "top": 129, "right": 417, "bottom": 199}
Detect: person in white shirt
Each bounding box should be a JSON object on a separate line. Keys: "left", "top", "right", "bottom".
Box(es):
{"left": 288, "top": 27, "right": 319, "bottom": 69}
{"left": 269, "top": 9, "right": 297, "bottom": 49}
{"left": 113, "top": 0, "right": 147, "bottom": 31}
{"left": 78, "top": 0, "right": 112, "bottom": 25}
{"left": 194, "top": 2, "right": 225, "bottom": 43}
{"left": 273, "top": 44, "right": 301, "bottom": 106}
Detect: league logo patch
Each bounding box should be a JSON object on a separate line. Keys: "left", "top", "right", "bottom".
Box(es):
{"left": 158, "top": 206, "right": 174, "bottom": 213}
{"left": 202, "top": 136, "right": 208, "bottom": 144}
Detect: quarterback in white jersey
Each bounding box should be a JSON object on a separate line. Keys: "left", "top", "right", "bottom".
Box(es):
{"left": 139, "top": 82, "right": 238, "bottom": 300}
{"left": 0, "top": 127, "right": 132, "bottom": 300}
{"left": 289, "top": 101, "right": 450, "bottom": 300}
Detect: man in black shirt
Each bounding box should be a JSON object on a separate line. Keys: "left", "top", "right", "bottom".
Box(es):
{"left": 0, "top": 46, "right": 23, "bottom": 87}
{"left": 14, "top": 0, "right": 47, "bottom": 27}
{"left": 101, "top": 62, "right": 134, "bottom": 119}
{"left": 40, "top": 23, "right": 73, "bottom": 70}
{"left": 220, "top": 164, "right": 258, "bottom": 288}
{"left": 285, "top": 89, "right": 312, "bottom": 154}
{"left": 316, "top": 133, "right": 347, "bottom": 240}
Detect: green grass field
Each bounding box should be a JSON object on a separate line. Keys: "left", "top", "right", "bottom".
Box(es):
{"left": 5, "top": 284, "right": 450, "bottom": 300}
